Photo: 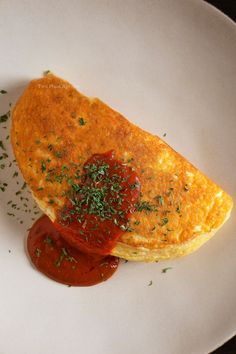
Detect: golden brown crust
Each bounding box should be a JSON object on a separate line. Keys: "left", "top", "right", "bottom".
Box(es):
{"left": 11, "top": 75, "right": 233, "bottom": 261}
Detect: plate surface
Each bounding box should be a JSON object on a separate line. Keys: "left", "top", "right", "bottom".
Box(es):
{"left": 0, "top": 1, "right": 235, "bottom": 353}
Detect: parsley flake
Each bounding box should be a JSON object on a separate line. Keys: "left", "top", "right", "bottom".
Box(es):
{"left": 156, "top": 195, "right": 164, "bottom": 206}
{"left": 0, "top": 111, "right": 10, "bottom": 123}
{"left": 176, "top": 206, "right": 181, "bottom": 214}
{"left": 55, "top": 151, "right": 62, "bottom": 158}
{"left": 41, "top": 161, "right": 46, "bottom": 172}
{"left": 79, "top": 117, "right": 86, "bottom": 126}
{"left": 0, "top": 141, "right": 6, "bottom": 151}
{"left": 35, "top": 248, "right": 42, "bottom": 257}
{"left": 160, "top": 218, "right": 169, "bottom": 226}
{"left": 162, "top": 267, "right": 172, "bottom": 273}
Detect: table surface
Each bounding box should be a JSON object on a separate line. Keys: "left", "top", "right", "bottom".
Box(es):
{"left": 205, "top": 0, "right": 236, "bottom": 352}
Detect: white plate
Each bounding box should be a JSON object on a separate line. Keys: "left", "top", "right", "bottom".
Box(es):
{"left": 0, "top": 1, "right": 235, "bottom": 353}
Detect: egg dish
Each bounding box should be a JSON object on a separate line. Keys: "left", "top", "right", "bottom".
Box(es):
{"left": 11, "top": 74, "right": 233, "bottom": 262}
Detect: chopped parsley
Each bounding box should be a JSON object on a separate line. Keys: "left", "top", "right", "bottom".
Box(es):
{"left": 21, "top": 182, "right": 27, "bottom": 190}
{"left": 130, "top": 182, "right": 139, "bottom": 190}
{"left": 0, "top": 111, "right": 10, "bottom": 123}
{"left": 55, "top": 151, "right": 62, "bottom": 158}
{"left": 160, "top": 218, "right": 169, "bottom": 226}
{"left": 35, "top": 248, "right": 42, "bottom": 257}
{"left": 41, "top": 161, "right": 46, "bottom": 172}
{"left": 176, "top": 206, "right": 181, "bottom": 214}
{"left": 156, "top": 195, "right": 164, "bottom": 206}
{"left": 162, "top": 267, "right": 172, "bottom": 273}
{"left": 60, "top": 158, "right": 139, "bottom": 226}
{"left": 54, "top": 247, "right": 77, "bottom": 267}
{"left": 135, "top": 200, "right": 158, "bottom": 213}
{"left": 0, "top": 152, "right": 8, "bottom": 159}
{"left": 120, "top": 224, "right": 133, "bottom": 232}
{"left": 0, "top": 141, "right": 6, "bottom": 151}
{"left": 44, "top": 237, "right": 53, "bottom": 246}
{"left": 67, "top": 177, "right": 73, "bottom": 185}
{"left": 79, "top": 117, "right": 86, "bottom": 126}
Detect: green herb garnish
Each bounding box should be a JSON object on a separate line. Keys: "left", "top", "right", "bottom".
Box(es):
{"left": 44, "top": 237, "right": 53, "bottom": 246}
{"left": 41, "top": 161, "right": 46, "bottom": 172}
{"left": 131, "top": 182, "right": 139, "bottom": 190}
{"left": 21, "top": 182, "right": 27, "bottom": 190}
{"left": 79, "top": 117, "right": 86, "bottom": 126}
{"left": 0, "top": 141, "right": 6, "bottom": 151}
{"left": 162, "top": 267, "right": 172, "bottom": 273}
{"left": 55, "top": 151, "right": 62, "bottom": 158}
{"left": 60, "top": 160, "right": 136, "bottom": 224}
{"left": 176, "top": 206, "right": 181, "bottom": 214}
{"left": 156, "top": 195, "right": 164, "bottom": 206}
{"left": 160, "top": 218, "right": 169, "bottom": 226}
{"left": 35, "top": 248, "right": 42, "bottom": 257}
{"left": 54, "top": 247, "right": 77, "bottom": 267}
{"left": 0, "top": 111, "right": 10, "bottom": 123}
{"left": 135, "top": 200, "right": 157, "bottom": 213}
{"left": 67, "top": 177, "right": 73, "bottom": 185}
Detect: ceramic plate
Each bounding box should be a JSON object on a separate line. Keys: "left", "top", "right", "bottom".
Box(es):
{"left": 0, "top": 1, "right": 235, "bottom": 353}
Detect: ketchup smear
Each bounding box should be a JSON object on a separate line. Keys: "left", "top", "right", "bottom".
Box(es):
{"left": 27, "top": 151, "right": 141, "bottom": 286}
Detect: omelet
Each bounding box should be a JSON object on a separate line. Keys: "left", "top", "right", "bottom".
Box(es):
{"left": 11, "top": 74, "right": 233, "bottom": 261}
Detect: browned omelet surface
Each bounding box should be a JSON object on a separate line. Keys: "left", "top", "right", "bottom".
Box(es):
{"left": 11, "top": 75, "right": 233, "bottom": 261}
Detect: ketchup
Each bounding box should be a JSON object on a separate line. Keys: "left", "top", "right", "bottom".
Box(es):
{"left": 27, "top": 151, "right": 141, "bottom": 286}
{"left": 27, "top": 215, "right": 119, "bottom": 286}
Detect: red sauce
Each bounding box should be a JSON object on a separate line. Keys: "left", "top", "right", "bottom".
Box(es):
{"left": 27, "top": 151, "right": 141, "bottom": 286}
{"left": 27, "top": 215, "right": 119, "bottom": 286}
{"left": 54, "top": 151, "right": 141, "bottom": 254}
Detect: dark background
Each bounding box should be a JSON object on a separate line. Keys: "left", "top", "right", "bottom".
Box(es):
{"left": 206, "top": 0, "right": 236, "bottom": 21}
{"left": 204, "top": 1, "right": 235, "bottom": 353}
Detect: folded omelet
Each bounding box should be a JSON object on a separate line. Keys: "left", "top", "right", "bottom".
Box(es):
{"left": 11, "top": 75, "right": 233, "bottom": 261}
